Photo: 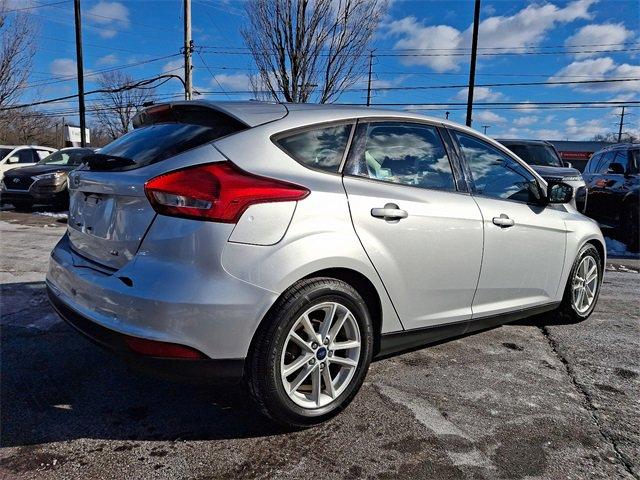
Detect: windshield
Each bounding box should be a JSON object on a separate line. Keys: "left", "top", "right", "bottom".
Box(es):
{"left": 39, "top": 149, "right": 92, "bottom": 166}
{"left": 0, "top": 148, "right": 14, "bottom": 160}
{"left": 504, "top": 144, "right": 562, "bottom": 167}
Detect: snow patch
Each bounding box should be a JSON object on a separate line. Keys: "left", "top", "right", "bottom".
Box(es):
{"left": 605, "top": 237, "right": 637, "bottom": 258}
{"left": 34, "top": 211, "right": 68, "bottom": 219}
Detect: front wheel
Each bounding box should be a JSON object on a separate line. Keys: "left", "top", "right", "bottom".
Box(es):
{"left": 553, "top": 244, "right": 602, "bottom": 323}
{"left": 247, "top": 278, "right": 374, "bottom": 427}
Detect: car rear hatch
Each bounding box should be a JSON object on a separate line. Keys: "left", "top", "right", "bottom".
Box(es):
{"left": 66, "top": 101, "right": 288, "bottom": 270}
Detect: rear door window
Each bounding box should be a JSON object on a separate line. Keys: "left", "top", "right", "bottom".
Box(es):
{"left": 275, "top": 124, "right": 353, "bottom": 173}
{"left": 345, "top": 121, "right": 456, "bottom": 191}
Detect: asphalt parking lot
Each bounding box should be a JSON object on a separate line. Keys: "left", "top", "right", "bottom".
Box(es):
{"left": 1, "top": 210, "right": 638, "bottom": 480}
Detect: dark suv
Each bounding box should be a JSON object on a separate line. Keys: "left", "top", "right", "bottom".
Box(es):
{"left": 497, "top": 139, "right": 587, "bottom": 213}
{"left": 583, "top": 144, "right": 639, "bottom": 252}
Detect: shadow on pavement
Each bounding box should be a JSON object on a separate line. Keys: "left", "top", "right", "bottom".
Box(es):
{"left": 1, "top": 283, "right": 287, "bottom": 448}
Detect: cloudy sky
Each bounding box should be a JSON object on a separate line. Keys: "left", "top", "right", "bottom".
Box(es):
{"left": 17, "top": 0, "right": 640, "bottom": 140}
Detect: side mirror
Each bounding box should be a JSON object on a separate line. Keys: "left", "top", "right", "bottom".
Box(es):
{"left": 562, "top": 160, "right": 573, "bottom": 168}
{"left": 546, "top": 181, "right": 574, "bottom": 204}
{"left": 608, "top": 162, "right": 625, "bottom": 175}
{"left": 7, "top": 156, "right": 19, "bottom": 164}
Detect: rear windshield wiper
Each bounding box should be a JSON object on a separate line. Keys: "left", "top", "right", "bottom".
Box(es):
{"left": 83, "top": 154, "right": 136, "bottom": 171}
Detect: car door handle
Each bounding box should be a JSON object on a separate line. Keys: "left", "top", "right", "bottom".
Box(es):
{"left": 492, "top": 214, "right": 515, "bottom": 228}
{"left": 371, "top": 203, "right": 408, "bottom": 221}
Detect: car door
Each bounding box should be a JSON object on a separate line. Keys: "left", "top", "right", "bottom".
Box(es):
{"left": 585, "top": 150, "right": 616, "bottom": 223}
{"left": 451, "top": 130, "right": 567, "bottom": 317}
{"left": 342, "top": 120, "right": 484, "bottom": 330}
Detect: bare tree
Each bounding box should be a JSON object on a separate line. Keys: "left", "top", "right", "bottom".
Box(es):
{"left": 242, "top": 0, "right": 386, "bottom": 103}
{"left": 0, "top": 108, "right": 59, "bottom": 146}
{"left": 91, "top": 71, "right": 156, "bottom": 140}
{"left": 0, "top": 1, "right": 37, "bottom": 109}
{"left": 592, "top": 132, "right": 639, "bottom": 143}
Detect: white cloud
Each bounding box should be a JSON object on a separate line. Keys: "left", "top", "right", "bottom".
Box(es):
{"left": 88, "top": 1, "right": 130, "bottom": 39}
{"left": 565, "top": 23, "right": 635, "bottom": 58}
{"left": 513, "top": 115, "right": 539, "bottom": 127}
{"left": 564, "top": 117, "right": 607, "bottom": 138}
{"left": 96, "top": 54, "right": 118, "bottom": 66}
{"left": 163, "top": 59, "right": 184, "bottom": 77}
{"left": 455, "top": 87, "right": 503, "bottom": 102}
{"left": 50, "top": 58, "right": 76, "bottom": 78}
{"left": 386, "top": 20, "right": 462, "bottom": 72}
{"left": 385, "top": 0, "right": 596, "bottom": 72}
{"left": 474, "top": 110, "right": 506, "bottom": 124}
{"left": 212, "top": 73, "right": 251, "bottom": 91}
{"left": 548, "top": 57, "right": 640, "bottom": 92}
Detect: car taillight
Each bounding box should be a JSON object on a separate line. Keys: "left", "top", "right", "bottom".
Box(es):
{"left": 124, "top": 336, "right": 206, "bottom": 359}
{"left": 144, "top": 161, "right": 309, "bottom": 223}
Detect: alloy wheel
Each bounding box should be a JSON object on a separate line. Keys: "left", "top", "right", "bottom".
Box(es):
{"left": 280, "top": 302, "right": 361, "bottom": 409}
{"left": 572, "top": 255, "right": 599, "bottom": 314}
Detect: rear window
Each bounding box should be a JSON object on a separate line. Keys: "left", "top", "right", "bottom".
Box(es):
{"left": 86, "top": 106, "right": 247, "bottom": 171}
{"left": 275, "top": 124, "right": 353, "bottom": 173}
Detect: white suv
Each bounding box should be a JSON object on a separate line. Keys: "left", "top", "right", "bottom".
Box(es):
{"left": 0, "top": 145, "right": 57, "bottom": 180}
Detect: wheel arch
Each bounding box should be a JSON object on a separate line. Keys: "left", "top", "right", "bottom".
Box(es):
{"left": 246, "top": 267, "right": 387, "bottom": 367}
{"left": 585, "top": 238, "right": 606, "bottom": 270}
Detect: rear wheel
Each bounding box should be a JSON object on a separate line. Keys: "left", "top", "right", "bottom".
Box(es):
{"left": 553, "top": 244, "right": 602, "bottom": 323}
{"left": 247, "top": 278, "right": 373, "bottom": 427}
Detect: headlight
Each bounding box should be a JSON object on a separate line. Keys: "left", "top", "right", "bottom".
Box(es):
{"left": 32, "top": 171, "right": 67, "bottom": 183}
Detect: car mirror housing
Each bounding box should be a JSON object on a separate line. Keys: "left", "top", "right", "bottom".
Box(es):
{"left": 546, "top": 181, "right": 574, "bottom": 204}
{"left": 7, "top": 156, "right": 19, "bottom": 164}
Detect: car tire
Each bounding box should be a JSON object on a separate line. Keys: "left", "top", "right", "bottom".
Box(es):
{"left": 621, "top": 203, "right": 639, "bottom": 253}
{"left": 247, "top": 277, "right": 374, "bottom": 428}
{"left": 12, "top": 200, "right": 32, "bottom": 212}
{"left": 553, "top": 243, "right": 602, "bottom": 324}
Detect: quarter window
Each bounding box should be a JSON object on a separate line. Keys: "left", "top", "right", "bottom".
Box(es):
{"left": 276, "top": 124, "right": 353, "bottom": 173}
{"left": 345, "top": 122, "right": 456, "bottom": 191}
{"left": 455, "top": 132, "right": 540, "bottom": 203}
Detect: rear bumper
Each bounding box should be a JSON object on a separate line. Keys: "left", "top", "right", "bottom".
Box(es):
{"left": 47, "top": 286, "right": 244, "bottom": 383}
{"left": 46, "top": 229, "right": 279, "bottom": 365}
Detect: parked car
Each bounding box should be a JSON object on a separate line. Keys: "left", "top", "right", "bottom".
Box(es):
{"left": 583, "top": 143, "right": 639, "bottom": 252}
{"left": 497, "top": 139, "right": 587, "bottom": 212}
{"left": 47, "top": 101, "right": 605, "bottom": 427}
{"left": 0, "top": 145, "right": 57, "bottom": 180}
{"left": 1, "top": 148, "right": 95, "bottom": 211}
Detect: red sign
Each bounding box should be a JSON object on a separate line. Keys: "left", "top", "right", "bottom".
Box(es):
{"left": 559, "top": 151, "right": 593, "bottom": 160}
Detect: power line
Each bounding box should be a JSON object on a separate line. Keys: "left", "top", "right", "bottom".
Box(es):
{"left": 195, "top": 52, "right": 231, "bottom": 99}
{"left": 197, "top": 46, "right": 640, "bottom": 58}
{"left": 176, "top": 77, "right": 640, "bottom": 95}
{"left": 2, "top": 0, "right": 70, "bottom": 13}
{"left": 22, "top": 54, "right": 182, "bottom": 89}
{"left": 0, "top": 74, "right": 185, "bottom": 111}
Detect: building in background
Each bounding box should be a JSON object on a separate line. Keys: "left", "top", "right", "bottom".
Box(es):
{"left": 548, "top": 141, "right": 613, "bottom": 172}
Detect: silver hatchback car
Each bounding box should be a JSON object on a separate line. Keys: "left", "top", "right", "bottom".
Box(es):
{"left": 47, "top": 101, "right": 605, "bottom": 426}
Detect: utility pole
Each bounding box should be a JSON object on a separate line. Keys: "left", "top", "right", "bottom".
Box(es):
{"left": 465, "top": 0, "right": 481, "bottom": 127}
{"left": 73, "top": 0, "right": 86, "bottom": 146}
{"left": 183, "top": 0, "right": 193, "bottom": 100}
{"left": 366, "top": 50, "right": 374, "bottom": 107}
{"left": 617, "top": 105, "right": 625, "bottom": 142}
{"left": 482, "top": 125, "right": 490, "bottom": 135}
